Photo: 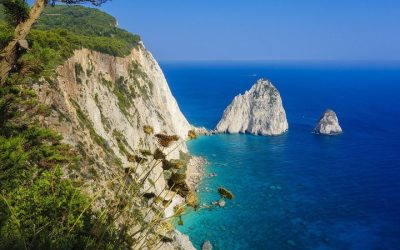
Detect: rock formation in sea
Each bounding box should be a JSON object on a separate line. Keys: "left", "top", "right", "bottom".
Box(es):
{"left": 202, "top": 240, "right": 213, "bottom": 250}
{"left": 215, "top": 78, "right": 288, "bottom": 135}
{"left": 314, "top": 109, "right": 343, "bottom": 135}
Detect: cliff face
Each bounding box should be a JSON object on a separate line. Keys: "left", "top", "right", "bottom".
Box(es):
{"left": 36, "top": 43, "right": 192, "bottom": 194}
{"left": 215, "top": 79, "right": 288, "bottom": 136}
{"left": 33, "top": 43, "right": 197, "bottom": 249}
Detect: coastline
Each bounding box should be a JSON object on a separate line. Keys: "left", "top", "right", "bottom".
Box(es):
{"left": 174, "top": 148, "right": 208, "bottom": 249}
{"left": 186, "top": 156, "right": 208, "bottom": 190}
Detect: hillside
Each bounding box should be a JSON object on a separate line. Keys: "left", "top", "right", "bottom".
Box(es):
{"left": 0, "top": 4, "right": 196, "bottom": 249}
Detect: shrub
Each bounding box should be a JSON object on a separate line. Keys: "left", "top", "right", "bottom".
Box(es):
{"left": 187, "top": 130, "right": 197, "bottom": 140}
{"left": 143, "top": 125, "right": 154, "bottom": 135}
{"left": 185, "top": 191, "right": 198, "bottom": 208}
{"left": 153, "top": 148, "right": 166, "bottom": 160}
{"left": 155, "top": 133, "right": 179, "bottom": 148}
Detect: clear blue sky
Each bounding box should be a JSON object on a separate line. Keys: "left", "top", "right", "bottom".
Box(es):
{"left": 98, "top": 0, "right": 400, "bottom": 61}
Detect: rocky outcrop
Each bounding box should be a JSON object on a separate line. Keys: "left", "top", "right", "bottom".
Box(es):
{"left": 314, "top": 109, "right": 342, "bottom": 135}
{"left": 215, "top": 79, "right": 288, "bottom": 136}
{"left": 35, "top": 43, "right": 192, "bottom": 194}
{"left": 170, "top": 230, "right": 196, "bottom": 250}
{"left": 185, "top": 156, "right": 207, "bottom": 190}
{"left": 192, "top": 126, "right": 213, "bottom": 136}
{"left": 202, "top": 240, "right": 213, "bottom": 250}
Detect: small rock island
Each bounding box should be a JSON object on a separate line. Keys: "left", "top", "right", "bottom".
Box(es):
{"left": 314, "top": 109, "right": 342, "bottom": 135}
{"left": 215, "top": 79, "right": 288, "bottom": 136}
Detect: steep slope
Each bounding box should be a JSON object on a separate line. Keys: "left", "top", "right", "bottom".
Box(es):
{"left": 0, "top": 5, "right": 197, "bottom": 249}
{"left": 216, "top": 78, "right": 288, "bottom": 136}
{"left": 35, "top": 43, "right": 192, "bottom": 194}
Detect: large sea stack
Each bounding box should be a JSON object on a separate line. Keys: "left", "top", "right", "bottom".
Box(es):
{"left": 314, "top": 109, "right": 343, "bottom": 135}
{"left": 215, "top": 79, "right": 288, "bottom": 136}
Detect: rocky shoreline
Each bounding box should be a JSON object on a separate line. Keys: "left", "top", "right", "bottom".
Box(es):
{"left": 186, "top": 156, "right": 208, "bottom": 190}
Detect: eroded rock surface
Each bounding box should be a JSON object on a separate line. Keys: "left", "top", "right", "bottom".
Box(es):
{"left": 216, "top": 79, "right": 288, "bottom": 136}
{"left": 314, "top": 109, "right": 342, "bottom": 135}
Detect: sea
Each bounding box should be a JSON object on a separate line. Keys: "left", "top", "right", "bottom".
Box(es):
{"left": 160, "top": 61, "right": 400, "bottom": 250}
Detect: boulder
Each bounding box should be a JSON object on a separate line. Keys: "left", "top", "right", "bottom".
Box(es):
{"left": 202, "top": 240, "right": 213, "bottom": 250}
{"left": 314, "top": 109, "right": 342, "bottom": 135}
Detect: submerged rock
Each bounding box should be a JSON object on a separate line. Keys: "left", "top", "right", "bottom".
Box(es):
{"left": 314, "top": 109, "right": 342, "bottom": 135}
{"left": 202, "top": 240, "right": 213, "bottom": 250}
{"left": 215, "top": 79, "right": 288, "bottom": 136}
{"left": 218, "top": 199, "right": 226, "bottom": 207}
{"left": 286, "top": 240, "right": 296, "bottom": 247}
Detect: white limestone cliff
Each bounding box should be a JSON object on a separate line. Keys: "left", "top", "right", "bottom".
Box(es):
{"left": 215, "top": 79, "right": 288, "bottom": 136}
{"left": 34, "top": 43, "right": 195, "bottom": 249}
{"left": 314, "top": 109, "right": 342, "bottom": 135}
{"left": 36, "top": 43, "right": 192, "bottom": 191}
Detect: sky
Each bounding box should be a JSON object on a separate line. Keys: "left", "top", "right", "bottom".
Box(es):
{"left": 95, "top": 0, "right": 400, "bottom": 61}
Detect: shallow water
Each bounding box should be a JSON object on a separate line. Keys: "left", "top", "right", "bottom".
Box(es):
{"left": 161, "top": 61, "right": 400, "bottom": 250}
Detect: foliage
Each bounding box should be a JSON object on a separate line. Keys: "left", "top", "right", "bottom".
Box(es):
{"left": 187, "top": 129, "right": 197, "bottom": 140}
{"left": 153, "top": 148, "right": 166, "bottom": 160}
{"left": 0, "top": 0, "right": 29, "bottom": 26}
{"left": 113, "top": 76, "right": 134, "bottom": 116}
{"left": 162, "top": 159, "right": 186, "bottom": 170}
{"left": 0, "top": 4, "right": 141, "bottom": 58}
{"left": 0, "top": 4, "right": 188, "bottom": 249}
{"left": 2, "top": 167, "right": 90, "bottom": 249}
{"left": 143, "top": 125, "right": 154, "bottom": 135}
{"left": 34, "top": 5, "right": 140, "bottom": 56}
{"left": 0, "top": 83, "right": 120, "bottom": 248}
{"left": 155, "top": 133, "right": 180, "bottom": 148}
{"left": 185, "top": 191, "right": 198, "bottom": 208}
{"left": 0, "top": 21, "right": 13, "bottom": 49}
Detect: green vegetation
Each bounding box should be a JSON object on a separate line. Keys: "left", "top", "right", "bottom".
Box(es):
{"left": 113, "top": 76, "right": 134, "bottom": 116}
{"left": 0, "top": 5, "right": 141, "bottom": 74}
{"left": 1, "top": 0, "right": 29, "bottom": 26}
{"left": 188, "top": 129, "right": 197, "bottom": 140}
{"left": 143, "top": 125, "right": 154, "bottom": 135}
{"left": 163, "top": 151, "right": 192, "bottom": 197}
{"left": 129, "top": 61, "right": 153, "bottom": 100}
{"left": 155, "top": 133, "right": 180, "bottom": 148}
{"left": 186, "top": 191, "right": 199, "bottom": 208}
{"left": 98, "top": 74, "right": 138, "bottom": 117}
{"left": 33, "top": 5, "right": 140, "bottom": 57}
{"left": 0, "top": 84, "right": 123, "bottom": 249}
{"left": 0, "top": 4, "right": 191, "bottom": 249}
{"left": 94, "top": 93, "right": 112, "bottom": 132}
{"left": 75, "top": 63, "right": 83, "bottom": 83}
{"left": 113, "top": 129, "right": 131, "bottom": 156}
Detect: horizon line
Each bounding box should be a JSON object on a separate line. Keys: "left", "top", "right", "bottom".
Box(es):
{"left": 158, "top": 59, "right": 400, "bottom": 64}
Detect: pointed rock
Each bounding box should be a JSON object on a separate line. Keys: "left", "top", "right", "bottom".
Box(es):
{"left": 314, "top": 109, "right": 342, "bottom": 135}
{"left": 202, "top": 240, "right": 213, "bottom": 250}
{"left": 215, "top": 79, "right": 288, "bottom": 136}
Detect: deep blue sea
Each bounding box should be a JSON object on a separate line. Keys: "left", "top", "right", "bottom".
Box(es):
{"left": 160, "top": 61, "right": 400, "bottom": 250}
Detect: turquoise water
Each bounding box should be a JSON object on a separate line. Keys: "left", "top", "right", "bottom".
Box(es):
{"left": 161, "top": 62, "right": 400, "bottom": 250}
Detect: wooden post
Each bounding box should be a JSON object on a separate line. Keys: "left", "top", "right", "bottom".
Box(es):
{"left": 0, "top": 0, "right": 46, "bottom": 84}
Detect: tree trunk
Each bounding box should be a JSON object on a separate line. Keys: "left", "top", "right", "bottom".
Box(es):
{"left": 0, "top": 0, "right": 46, "bottom": 84}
